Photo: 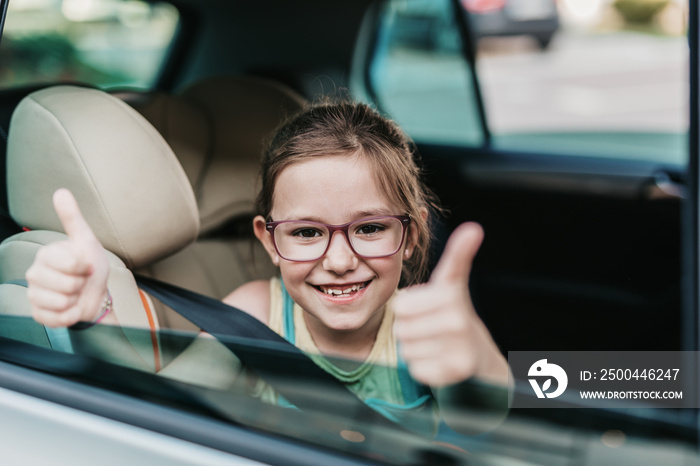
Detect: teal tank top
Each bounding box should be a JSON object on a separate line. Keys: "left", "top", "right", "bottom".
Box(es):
{"left": 279, "top": 279, "right": 438, "bottom": 436}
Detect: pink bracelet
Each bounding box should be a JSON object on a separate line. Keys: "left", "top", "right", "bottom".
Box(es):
{"left": 69, "top": 290, "right": 112, "bottom": 331}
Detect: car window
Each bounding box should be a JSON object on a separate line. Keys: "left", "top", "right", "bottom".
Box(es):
{"left": 0, "top": 0, "right": 179, "bottom": 89}
{"left": 0, "top": 316, "right": 473, "bottom": 464}
{"left": 369, "top": 0, "right": 689, "bottom": 165}
{"left": 368, "top": 0, "right": 485, "bottom": 145}
{"left": 0, "top": 315, "right": 697, "bottom": 465}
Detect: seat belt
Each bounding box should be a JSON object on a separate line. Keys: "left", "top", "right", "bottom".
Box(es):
{"left": 133, "top": 275, "right": 401, "bottom": 426}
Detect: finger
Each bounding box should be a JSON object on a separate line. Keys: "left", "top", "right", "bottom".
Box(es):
{"left": 399, "top": 338, "right": 445, "bottom": 361}
{"left": 53, "top": 188, "right": 98, "bottom": 245}
{"left": 27, "top": 287, "right": 79, "bottom": 312}
{"left": 430, "top": 222, "right": 484, "bottom": 285}
{"left": 31, "top": 242, "right": 93, "bottom": 276}
{"left": 393, "top": 284, "right": 476, "bottom": 324}
{"left": 407, "top": 354, "right": 479, "bottom": 387}
{"left": 32, "top": 308, "right": 63, "bottom": 327}
{"left": 25, "top": 264, "right": 87, "bottom": 294}
{"left": 395, "top": 311, "right": 466, "bottom": 342}
{"left": 391, "top": 285, "right": 454, "bottom": 319}
{"left": 33, "top": 306, "right": 82, "bottom": 328}
{"left": 406, "top": 360, "right": 454, "bottom": 387}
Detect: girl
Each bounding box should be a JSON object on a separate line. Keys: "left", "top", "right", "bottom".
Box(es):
{"left": 26, "top": 100, "right": 509, "bottom": 433}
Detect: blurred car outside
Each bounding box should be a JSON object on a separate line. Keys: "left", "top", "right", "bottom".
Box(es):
{"left": 389, "top": 0, "right": 560, "bottom": 51}
{"left": 463, "top": 0, "right": 560, "bottom": 49}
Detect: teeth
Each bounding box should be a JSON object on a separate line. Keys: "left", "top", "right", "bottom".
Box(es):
{"left": 321, "top": 283, "right": 366, "bottom": 295}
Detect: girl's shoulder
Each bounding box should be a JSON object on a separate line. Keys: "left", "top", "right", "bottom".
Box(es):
{"left": 223, "top": 279, "right": 271, "bottom": 325}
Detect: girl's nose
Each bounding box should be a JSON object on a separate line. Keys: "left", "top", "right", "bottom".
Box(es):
{"left": 322, "top": 231, "right": 359, "bottom": 274}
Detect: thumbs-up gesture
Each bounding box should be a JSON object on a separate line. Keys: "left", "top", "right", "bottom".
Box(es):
{"left": 393, "top": 222, "right": 508, "bottom": 387}
{"left": 25, "top": 189, "right": 110, "bottom": 328}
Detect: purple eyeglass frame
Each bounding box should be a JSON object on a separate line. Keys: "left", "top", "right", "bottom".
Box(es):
{"left": 265, "top": 215, "right": 411, "bottom": 262}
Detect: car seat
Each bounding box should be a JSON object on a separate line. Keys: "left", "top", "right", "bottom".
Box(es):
{"left": 0, "top": 85, "right": 203, "bottom": 372}
{"left": 112, "top": 77, "right": 306, "bottom": 330}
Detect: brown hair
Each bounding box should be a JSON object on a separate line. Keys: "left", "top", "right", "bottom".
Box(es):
{"left": 256, "top": 100, "right": 439, "bottom": 285}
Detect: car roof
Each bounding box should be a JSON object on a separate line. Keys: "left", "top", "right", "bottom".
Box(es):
{"left": 156, "top": 0, "right": 376, "bottom": 96}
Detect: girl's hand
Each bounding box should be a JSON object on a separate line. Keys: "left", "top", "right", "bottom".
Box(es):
{"left": 25, "top": 189, "right": 110, "bottom": 328}
{"left": 393, "top": 222, "right": 508, "bottom": 387}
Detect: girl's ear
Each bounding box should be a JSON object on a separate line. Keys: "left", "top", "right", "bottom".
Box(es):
{"left": 404, "top": 207, "right": 428, "bottom": 260}
{"left": 253, "top": 215, "right": 280, "bottom": 266}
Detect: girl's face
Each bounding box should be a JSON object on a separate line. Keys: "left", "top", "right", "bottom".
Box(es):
{"left": 254, "top": 155, "right": 415, "bottom": 336}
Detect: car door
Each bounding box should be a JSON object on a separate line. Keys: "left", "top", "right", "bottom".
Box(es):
{"left": 363, "top": 0, "right": 689, "bottom": 354}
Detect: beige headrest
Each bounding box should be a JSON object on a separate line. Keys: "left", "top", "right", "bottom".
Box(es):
{"left": 179, "top": 76, "right": 306, "bottom": 233}
{"left": 7, "top": 85, "right": 200, "bottom": 269}
{"left": 112, "top": 91, "right": 210, "bottom": 190}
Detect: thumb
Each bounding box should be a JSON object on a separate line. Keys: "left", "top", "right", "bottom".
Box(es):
{"left": 429, "top": 222, "right": 484, "bottom": 285}
{"left": 53, "top": 188, "right": 97, "bottom": 245}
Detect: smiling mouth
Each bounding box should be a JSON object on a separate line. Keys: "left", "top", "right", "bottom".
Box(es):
{"left": 314, "top": 281, "right": 371, "bottom": 297}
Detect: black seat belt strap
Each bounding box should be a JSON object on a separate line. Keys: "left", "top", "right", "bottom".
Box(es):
{"left": 134, "top": 275, "right": 398, "bottom": 425}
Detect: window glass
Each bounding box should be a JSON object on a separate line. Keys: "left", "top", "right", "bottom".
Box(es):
{"left": 0, "top": 317, "right": 478, "bottom": 463}
{"left": 472, "top": 0, "right": 689, "bottom": 163}
{"left": 0, "top": 0, "right": 179, "bottom": 89}
{"left": 369, "top": 0, "right": 484, "bottom": 146}
{"left": 0, "top": 317, "right": 698, "bottom": 464}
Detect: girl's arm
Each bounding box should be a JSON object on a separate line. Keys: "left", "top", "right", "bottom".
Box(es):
{"left": 392, "top": 222, "right": 511, "bottom": 432}
{"left": 223, "top": 280, "right": 271, "bottom": 325}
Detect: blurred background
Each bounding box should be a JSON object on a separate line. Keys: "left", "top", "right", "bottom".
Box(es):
{"left": 0, "top": 0, "right": 691, "bottom": 163}
{"left": 475, "top": 0, "right": 688, "bottom": 144}
{"left": 372, "top": 0, "right": 689, "bottom": 163}
{"left": 0, "top": 0, "right": 179, "bottom": 89}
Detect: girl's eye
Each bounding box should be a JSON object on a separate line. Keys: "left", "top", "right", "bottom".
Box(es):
{"left": 292, "top": 228, "right": 322, "bottom": 238}
{"left": 356, "top": 223, "right": 385, "bottom": 235}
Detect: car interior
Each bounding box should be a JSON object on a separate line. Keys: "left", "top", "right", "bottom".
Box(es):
{"left": 0, "top": 0, "right": 697, "bottom": 464}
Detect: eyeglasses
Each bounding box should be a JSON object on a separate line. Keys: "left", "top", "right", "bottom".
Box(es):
{"left": 266, "top": 215, "right": 411, "bottom": 262}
